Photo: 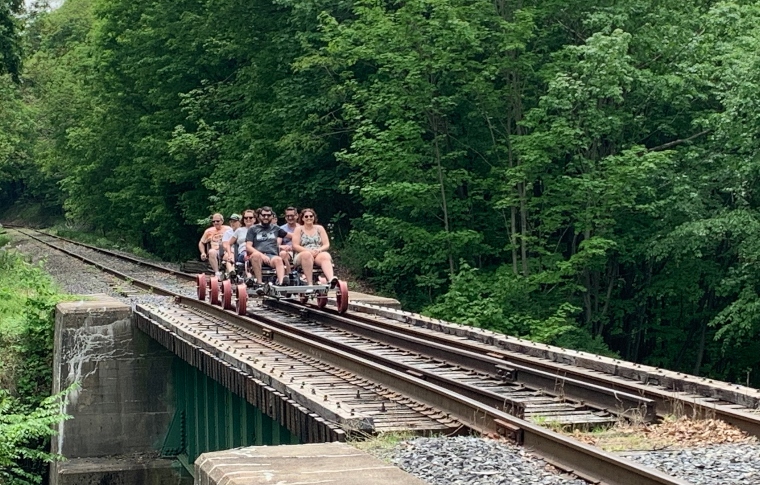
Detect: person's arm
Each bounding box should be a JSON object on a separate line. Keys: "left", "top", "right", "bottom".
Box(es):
{"left": 198, "top": 230, "right": 209, "bottom": 260}
{"left": 245, "top": 228, "right": 263, "bottom": 256}
{"left": 291, "top": 227, "right": 305, "bottom": 253}
{"left": 317, "top": 225, "right": 330, "bottom": 252}
{"left": 222, "top": 234, "right": 234, "bottom": 261}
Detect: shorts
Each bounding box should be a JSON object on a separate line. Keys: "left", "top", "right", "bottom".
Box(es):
{"left": 294, "top": 250, "right": 327, "bottom": 266}
{"left": 256, "top": 253, "right": 279, "bottom": 265}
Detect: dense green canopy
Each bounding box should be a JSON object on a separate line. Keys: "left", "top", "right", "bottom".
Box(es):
{"left": 2, "top": 0, "right": 760, "bottom": 386}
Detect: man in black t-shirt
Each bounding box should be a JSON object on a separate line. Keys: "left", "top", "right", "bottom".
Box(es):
{"left": 246, "top": 206, "right": 288, "bottom": 286}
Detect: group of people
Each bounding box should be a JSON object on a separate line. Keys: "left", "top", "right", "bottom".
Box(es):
{"left": 197, "top": 206, "right": 338, "bottom": 289}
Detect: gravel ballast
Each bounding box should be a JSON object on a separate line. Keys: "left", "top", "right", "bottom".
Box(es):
{"left": 375, "top": 437, "right": 760, "bottom": 485}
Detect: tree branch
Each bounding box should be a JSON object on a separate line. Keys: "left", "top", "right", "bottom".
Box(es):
{"left": 642, "top": 129, "right": 712, "bottom": 154}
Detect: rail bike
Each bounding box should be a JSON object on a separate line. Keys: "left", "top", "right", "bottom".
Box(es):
{"left": 195, "top": 262, "right": 349, "bottom": 315}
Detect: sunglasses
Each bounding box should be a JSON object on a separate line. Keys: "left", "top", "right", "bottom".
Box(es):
{"left": 212, "top": 220, "right": 222, "bottom": 223}
{"left": 286, "top": 214, "right": 296, "bottom": 218}
{"left": 243, "top": 216, "right": 254, "bottom": 220}
{"left": 260, "top": 213, "right": 273, "bottom": 218}
{"left": 302, "top": 215, "right": 314, "bottom": 219}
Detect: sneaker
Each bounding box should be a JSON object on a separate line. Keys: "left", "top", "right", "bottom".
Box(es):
{"left": 245, "top": 277, "right": 256, "bottom": 288}
{"left": 255, "top": 285, "right": 265, "bottom": 296}
{"left": 330, "top": 276, "right": 339, "bottom": 289}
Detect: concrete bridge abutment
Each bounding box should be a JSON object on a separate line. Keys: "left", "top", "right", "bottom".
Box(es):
{"left": 50, "top": 295, "right": 190, "bottom": 485}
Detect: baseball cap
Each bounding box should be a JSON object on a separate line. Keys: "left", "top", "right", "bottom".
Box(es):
{"left": 229, "top": 213, "right": 242, "bottom": 221}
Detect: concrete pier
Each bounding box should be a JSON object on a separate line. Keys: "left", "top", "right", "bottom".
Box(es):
{"left": 50, "top": 295, "right": 190, "bottom": 485}
{"left": 334, "top": 290, "right": 402, "bottom": 309}
{"left": 195, "top": 442, "right": 428, "bottom": 485}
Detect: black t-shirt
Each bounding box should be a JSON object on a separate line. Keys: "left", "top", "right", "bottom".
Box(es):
{"left": 246, "top": 224, "right": 287, "bottom": 255}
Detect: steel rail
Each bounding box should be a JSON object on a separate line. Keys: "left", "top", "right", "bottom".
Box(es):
{"left": 12, "top": 225, "right": 690, "bottom": 485}
{"left": 15, "top": 228, "right": 197, "bottom": 279}
{"left": 16, "top": 226, "right": 760, "bottom": 435}
{"left": 174, "top": 297, "right": 687, "bottom": 485}
{"left": 264, "top": 298, "right": 655, "bottom": 421}
{"left": 23, "top": 224, "right": 760, "bottom": 436}
{"left": 317, "top": 300, "right": 760, "bottom": 438}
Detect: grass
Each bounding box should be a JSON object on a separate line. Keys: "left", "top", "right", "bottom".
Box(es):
{"left": 347, "top": 431, "right": 428, "bottom": 462}
{"left": 0, "top": 230, "right": 71, "bottom": 400}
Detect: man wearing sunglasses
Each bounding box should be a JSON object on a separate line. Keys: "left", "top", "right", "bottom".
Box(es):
{"left": 198, "top": 213, "right": 231, "bottom": 278}
{"left": 246, "top": 206, "right": 289, "bottom": 288}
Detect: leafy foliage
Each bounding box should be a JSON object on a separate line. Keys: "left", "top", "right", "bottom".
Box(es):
{"left": 0, "top": 0, "right": 23, "bottom": 82}
{"left": 3, "top": 0, "right": 760, "bottom": 386}
{"left": 0, "top": 244, "right": 70, "bottom": 483}
{"left": 0, "top": 389, "right": 71, "bottom": 485}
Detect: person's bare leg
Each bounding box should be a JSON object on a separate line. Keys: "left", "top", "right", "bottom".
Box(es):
{"left": 209, "top": 248, "right": 220, "bottom": 273}
{"left": 280, "top": 250, "right": 292, "bottom": 273}
{"left": 315, "top": 253, "right": 334, "bottom": 281}
{"left": 250, "top": 253, "right": 264, "bottom": 282}
{"left": 300, "top": 252, "right": 315, "bottom": 284}
{"left": 272, "top": 257, "right": 285, "bottom": 284}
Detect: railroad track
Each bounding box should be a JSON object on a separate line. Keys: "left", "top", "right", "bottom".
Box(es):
{"left": 325, "top": 301, "right": 760, "bottom": 437}
{"left": 12, "top": 226, "right": 758, "bottom": 485}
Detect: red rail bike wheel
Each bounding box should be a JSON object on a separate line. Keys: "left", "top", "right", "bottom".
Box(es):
{"left": 222, "top": 279, "right": 233, "bottom": 310}
{"left": 210, "top": 277, "right": 220, "bottom": 305}
{"left": 335, "top": 280, "right": 349, "bottom": 314}
{"left": 196, "top": 274, "right": 207, "bottom": 301}
{"left": 235, "top": 284, "right": 248, "bottom": 315}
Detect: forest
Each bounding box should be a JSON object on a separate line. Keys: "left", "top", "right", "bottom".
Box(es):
{"left": 1, "top": 0, "right": 759, "bottom": 387}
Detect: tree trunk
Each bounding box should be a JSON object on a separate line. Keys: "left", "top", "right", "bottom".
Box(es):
{"left": 433, "top": 132, "right": 455, "bottom": 276}
{"left": 505, "top": 115, "right": 519, "bottom": 274}
{"left": 519, "top": 182, "right": 529, "bottom": 276}
{"left": 693, "top": 318, "right": 707, "bottom": 376}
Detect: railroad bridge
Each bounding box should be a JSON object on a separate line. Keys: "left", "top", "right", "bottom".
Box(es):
{"left": 48, "top": 291, "right": 760, "bottom": 485}
{"left": 50, "top": 294, "right": 428, "bottom": 485}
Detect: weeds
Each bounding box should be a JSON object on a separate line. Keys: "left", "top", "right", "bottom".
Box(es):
{"left": 0, "top": 248, "right": 70, "bottom": 484}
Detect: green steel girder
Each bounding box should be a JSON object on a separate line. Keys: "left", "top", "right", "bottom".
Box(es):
{"left": 164, "top": 357, "right": 299, "bottom": 475}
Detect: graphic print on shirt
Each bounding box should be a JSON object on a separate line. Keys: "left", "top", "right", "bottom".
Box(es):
{"left": 256, "top": 232, "right": 276, "bottom": 242}
{"left": 202, "top": 228, "right": 226, "bottom": 250}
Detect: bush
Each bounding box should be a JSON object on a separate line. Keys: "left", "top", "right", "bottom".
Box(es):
{"left": 0, "top": 249, "right": 70, "bottom": 483}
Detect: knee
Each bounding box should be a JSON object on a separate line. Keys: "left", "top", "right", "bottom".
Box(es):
{"left": 251, "top": 253, "right": 264, "bottom": 263}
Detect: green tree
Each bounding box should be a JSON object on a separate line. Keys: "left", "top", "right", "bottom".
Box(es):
{"left": 0, "top": 0, "right": 22, "bottom": 82}
{"left": 0, "top": 390, "right": 70, "bottom": 485}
